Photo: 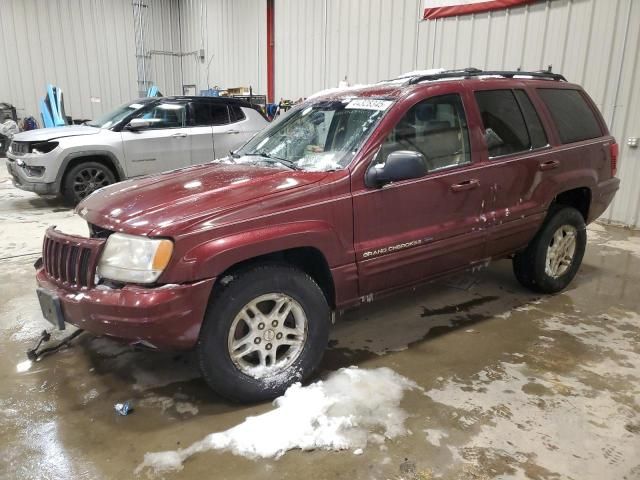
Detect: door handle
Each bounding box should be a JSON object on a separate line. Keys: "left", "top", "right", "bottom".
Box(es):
{"left": 450, "top": 179, "right": 480, "bottom": 192}
{"left": 539, "top": 160, "right": 560, "bottom": 171}
{"left": 226, "top": 130, "right": 240, "bottom": 134}
{"left": 172, "top": 132, "right": 188, "bottom": 138}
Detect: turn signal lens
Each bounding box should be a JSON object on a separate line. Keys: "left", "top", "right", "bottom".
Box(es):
{"left": 152, "top": 240, "right": 174, "bottom": 270}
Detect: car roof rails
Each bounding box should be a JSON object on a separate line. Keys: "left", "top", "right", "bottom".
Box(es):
{"left": 406, "top": 67, "right": 567, "bottom": 84}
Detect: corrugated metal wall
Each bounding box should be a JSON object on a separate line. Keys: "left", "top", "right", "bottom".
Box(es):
{"left": 273, "top": 0, "right": 640, "bottom": 227}
{"left": 179, "top": 0, "right": 267, "bottom": 95}
{"left": 274, "top": 0, "right": 422, "bottom": 101}
{"left": 0, "top": 0, "right": 139, "bottom": 121}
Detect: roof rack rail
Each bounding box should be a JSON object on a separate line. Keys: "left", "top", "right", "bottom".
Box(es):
{"left": 406, "top": 67, "right": 567, "bottom": 84}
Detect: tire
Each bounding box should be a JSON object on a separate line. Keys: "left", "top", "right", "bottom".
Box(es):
{"left": 513, "top": 206, "right": 587, "bottom": 294}
{"left": 197, "top": 264, "right": 331, "bottom": 403}
{"left": 62, "top": 161, "right": 116, "bottom": 205}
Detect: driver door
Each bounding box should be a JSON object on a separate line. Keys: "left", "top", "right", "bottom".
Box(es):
{"left": 353, "top": 92, "right": 490, "bottom": 295}
{"left": 121, "top": 101, "right": 191, "bottom": 176}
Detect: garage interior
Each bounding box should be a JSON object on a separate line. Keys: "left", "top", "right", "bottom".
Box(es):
{"left": 1, "top": 0, "right": 640, "bottom": 479}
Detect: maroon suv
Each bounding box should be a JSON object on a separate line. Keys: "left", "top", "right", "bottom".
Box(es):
{"left": 35, "top": 68, "right": 619, "bottom": 402}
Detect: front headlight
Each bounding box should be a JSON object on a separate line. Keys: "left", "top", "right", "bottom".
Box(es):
{"left": 97, "top": 233, "right": 174, "bottom": 284}
{"left": 31, "top": 141, "right": 58, "bottom": 154}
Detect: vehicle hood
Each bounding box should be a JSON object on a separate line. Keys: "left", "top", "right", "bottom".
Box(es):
{"left": 12, "top": 125, "right": 101, "bottom": 142}
{"left": 78, "top": 163, "right": 329, "bottom": 236}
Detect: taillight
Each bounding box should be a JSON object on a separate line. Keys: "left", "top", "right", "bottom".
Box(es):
{"left": 610, "top": 142, "right": 619, "bottom": 176}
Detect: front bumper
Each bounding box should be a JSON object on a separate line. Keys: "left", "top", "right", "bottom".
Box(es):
{"left": 35, "top": 268, "right": 215, "bottom": 350}
{"left": 6, "top": 157, "right": 58, "bottom": 195}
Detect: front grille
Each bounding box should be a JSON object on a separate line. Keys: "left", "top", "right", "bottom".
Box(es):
{"left": 42, "top": 227, "right": 105, "bottom": 288}
{"left": 10, "top": 141, "right": 29, "bottom": 155}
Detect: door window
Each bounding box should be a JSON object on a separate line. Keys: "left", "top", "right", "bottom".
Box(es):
{"left": 537, "top": 88, "right": 603, "bottom": 144}
{"left": 140, "top": 103, "right": 186, "bottom": 129}
{"left": 377, "top": 94, "right": 471, "bottom": 172}
{"left": 475, "top": 90, "right": 532, "bottom": 157}
{"left": 190, "top": 103, "right": 230, "bottom": 126}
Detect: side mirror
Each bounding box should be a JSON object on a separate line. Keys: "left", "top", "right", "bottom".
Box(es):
{"left": 125, "top": 118, "right": 153, "bottom": 131}
{"left": 365, "top": 150, "right": 429, "bottom": 188}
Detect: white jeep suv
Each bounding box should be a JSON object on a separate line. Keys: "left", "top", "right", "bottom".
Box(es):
{"left": 6, "top": 96, "right": 268, "bottom": 204}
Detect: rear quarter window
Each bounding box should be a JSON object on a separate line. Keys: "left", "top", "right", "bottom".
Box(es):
{"left": 537, "top": 89, "right": 603, "bottom": 144}
{"left": 229, "top": 105, "right": 246, "bottom": 122}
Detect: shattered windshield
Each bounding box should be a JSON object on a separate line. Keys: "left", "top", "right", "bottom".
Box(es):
{"left": 232, "top": 98, "right": 393, "bottom": 172}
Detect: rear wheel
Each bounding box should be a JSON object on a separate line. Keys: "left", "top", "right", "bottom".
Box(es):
{"left": 197, "top": 264, "right": 330, "bottom": 403}
{"left": 513, "top": 207, "right": 586, "bottom": 293}
{"left": 62, "top": 161, "right": 116, "bottom": 205}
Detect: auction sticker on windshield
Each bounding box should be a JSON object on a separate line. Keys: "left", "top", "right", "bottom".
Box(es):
{"left": 345, "top": 99, "right": 393, "bottom": 110}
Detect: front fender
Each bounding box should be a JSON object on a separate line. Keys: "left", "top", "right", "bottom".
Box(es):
{"left": 166, "top": 220, "right": 346, "bottom": 282}
{"left": 55, "top": 149, "right": 127, "bottom": 190}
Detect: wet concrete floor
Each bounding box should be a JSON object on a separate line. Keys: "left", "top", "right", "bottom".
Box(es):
{"left": 1, "top": 163, "right": 639, "bottom": 479}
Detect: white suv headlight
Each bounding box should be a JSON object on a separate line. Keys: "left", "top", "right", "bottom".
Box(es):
{"left": 97, "top": 233, "right": 174, "bottom": 284}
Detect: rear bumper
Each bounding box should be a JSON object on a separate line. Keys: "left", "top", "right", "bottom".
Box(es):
{"left": 589, "top": 177, "right": 621, "bottom": 223}
{"left": 36, "top": 268, "right": 215, "bottom": 350}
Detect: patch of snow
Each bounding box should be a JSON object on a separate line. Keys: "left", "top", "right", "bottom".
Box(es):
{"left": 352, "top": 448, "right": 364, "bottom": 455}
{"left": 175, "top": 401, "right": 199, "bottom": 416}
{"left": 307, "top": 84, "right": 372, "bottom": 100}
{"left": 83, "top": 388, "right": 99, "bottom": 404}
{"left": 135, "top": 366, "right": 417, "bottom": 474}
{"left": 425, "top": 429, "right": 449, "bottom": 447}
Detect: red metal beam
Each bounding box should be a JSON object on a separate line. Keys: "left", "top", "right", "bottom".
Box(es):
{"left": 266, "top": 0, "right": 275, "bottom": 104}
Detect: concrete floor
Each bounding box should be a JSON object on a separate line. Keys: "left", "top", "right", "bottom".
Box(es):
{"left": 1, "top": 162, "right": 639, "bottom": 480}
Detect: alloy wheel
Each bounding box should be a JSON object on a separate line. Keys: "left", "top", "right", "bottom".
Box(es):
{"left": 73, "top": 167, "right": 110, "bottom": 199}
{"left": 545, "top": 224, "right": 577, "bottom": 278}
{"left": 227, "top": 293, "right": 308, "bottom": 378}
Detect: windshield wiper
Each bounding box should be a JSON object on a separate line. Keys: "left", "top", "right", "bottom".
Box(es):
{"left": 244, "top": 152, "right": 301, "bottom": 171}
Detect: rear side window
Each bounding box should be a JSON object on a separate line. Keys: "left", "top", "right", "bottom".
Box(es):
{"left": 229, "top": 105, "right": 246, "bottom": 123}
{"left": 537, "top": 89, "right": 603, "bottom": 144}
{"left": 191, "top": 103, "right": 229, "bottom": 126}
{"left": 514, "top": 90, "right": 548, "bottom": 149}
{"left": 475, "top": 90, "right": 531, "bottom": 157}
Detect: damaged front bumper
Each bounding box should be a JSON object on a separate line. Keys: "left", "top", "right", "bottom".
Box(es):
{"left": 35, "top": 268, "right": 215, "bottom": 350}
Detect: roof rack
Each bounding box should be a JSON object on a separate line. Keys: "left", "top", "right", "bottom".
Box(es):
{"left": 406, "top": 67, "right": 567, "bottom": 84}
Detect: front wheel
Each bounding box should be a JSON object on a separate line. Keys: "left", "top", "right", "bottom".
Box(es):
{"left": 62, "top": 161, "right": 116, "bottom": 205}
{"left": 197, "top": 264, "right": 330, "bottom": 403}
{"left": 513, "top": 207, "right": 587, "bottom": 293}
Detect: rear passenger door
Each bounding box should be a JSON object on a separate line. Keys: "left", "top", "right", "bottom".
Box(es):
{"left": 188, "top": 102, "right": 225, "bottom": 165}
{"left": 212, "top": 105, "right": 253, "bottom": 158}
{"left": 473, "top": 88, "right": 553, "bottom": 258}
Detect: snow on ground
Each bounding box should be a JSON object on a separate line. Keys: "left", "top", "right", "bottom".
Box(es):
{"left": 135, "top": 366, "right": 417, "bottom": 475}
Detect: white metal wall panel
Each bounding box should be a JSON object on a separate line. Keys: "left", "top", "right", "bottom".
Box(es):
{"left": 274, "top": 0, "right": 421, "bottom": 101}
{"left": 0, "top": 0, "right": 139, "bottom": 121}
{"left": 179, "top": 0, "right": 266, "bottom": 95}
